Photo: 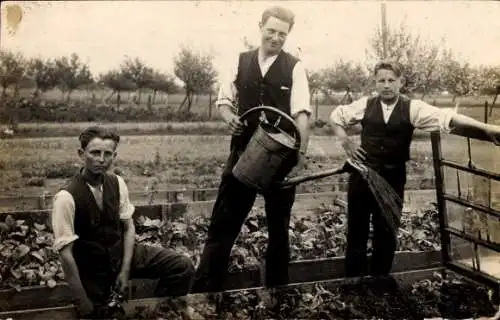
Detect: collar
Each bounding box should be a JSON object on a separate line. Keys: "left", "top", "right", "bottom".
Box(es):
{"left": 79, "top": 168, "right": 104, "bottom": 189}
{"left": 379, "top": 96, "right": 399, "bottom": 109}
{"left": 258, "top": 47, "right": 280, "bottom": 63}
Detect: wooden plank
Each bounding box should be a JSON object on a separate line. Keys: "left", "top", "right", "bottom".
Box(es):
{"left": 0, "top": 190, "right": 438, "bottom": 221}
{"left": 0, "top": 284, "right": 74, "bottom": 313}
{"left": 0, "top": 267, "right": 446, "bottom": 320}
{"left": 0, "top": 178, "right": 435, "bottom": 211}
{"left": 0, "top": 305, "right": 77, "bottom": 320}
{"left": 0, "top": 250, "right": 445, "bottom": 312}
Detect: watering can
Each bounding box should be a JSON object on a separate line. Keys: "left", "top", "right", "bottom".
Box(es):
{"left": 232, "top": 105, "right": 368, "bottom": 192}
{"left": 232, "top": 105, "right": 303, "bottom": 192}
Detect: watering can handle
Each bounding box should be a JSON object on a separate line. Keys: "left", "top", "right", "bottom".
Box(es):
{"left": 238, "top": 106, "right": 302, "bottom": 150}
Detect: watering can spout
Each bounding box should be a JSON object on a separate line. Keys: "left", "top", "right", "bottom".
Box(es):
{"left": 278, "top": 158, "right": 368, "bottom": 189}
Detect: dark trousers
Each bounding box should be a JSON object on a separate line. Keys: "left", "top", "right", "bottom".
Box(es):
{"left": 193, "top": 149, "right": 296, "bottom": 292}
{"left": 81, "top": 243, "right": 195, "bottom": 307}
{"left": 345, "top": 165, "right": 406, "bottom": 278}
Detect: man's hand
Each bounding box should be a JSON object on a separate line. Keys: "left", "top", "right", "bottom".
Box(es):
{"left": 226, "top": 113, "right": 246, "bottom": 136}
{"left": 115, "top": 270, "right": 130, "bottom": 294}
{"left": 220, "top": 105, "right": 246, "bottom": 136}
{"left": 485, "top": 124, "right": 500, "bottom": 146}
{"left": 341, "top": 137, "right": 367, "bottom": 162}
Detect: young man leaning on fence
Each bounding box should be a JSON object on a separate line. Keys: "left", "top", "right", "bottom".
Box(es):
{"left": 51, "top": 126, "right": 195, "bottom": 319}
{"left": 329, "top": 60, "right": 500, "bottom": 280}
{"left": 192, "top": 5, "right": 312, "bottom": 297}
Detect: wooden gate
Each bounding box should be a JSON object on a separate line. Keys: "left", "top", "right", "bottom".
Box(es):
{"left": 431, "top": 126, "right": 500, "bottom": 301}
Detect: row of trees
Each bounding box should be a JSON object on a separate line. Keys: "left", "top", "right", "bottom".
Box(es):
{"left": 1, "top": 21, "right": 499, "bottom": 111}
{"left": 307, "top": 22, "right": 500, "bottom": 103}
{"left": 0, "top": 46, "right": 218, "bottom": 112}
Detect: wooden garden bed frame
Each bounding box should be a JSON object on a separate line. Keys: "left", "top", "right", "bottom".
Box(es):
{"left": 0, "top": 177, "right": 435, "bottom": 212}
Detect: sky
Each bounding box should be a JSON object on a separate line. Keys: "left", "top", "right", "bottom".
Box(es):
{"left": 1, "top": 0, "right": 499, "bottom": 82}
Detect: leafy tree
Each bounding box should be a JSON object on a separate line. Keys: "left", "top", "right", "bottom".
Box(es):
{"left": 310, "top": 60, "right": 368, "bottom": 104}
{"left": 173, "top": 46, "right": 218, "bottom": 112}
{"left": 99, "top": 70, "right": 136, "bottom": 109}
{"left": 320, "top": 60, "right": 368, "bottom": 93}
{"left": 0, "top": 50, "right": 26, "bottom": 97}
{"left": 148, "top": 71, "right": 176, "bottom": 104}
{"left": 54, "top": 53, "right": 94, "bottom": 101}
{"left": 439, "top": 49, "right": 478, "bottom": 102}
{"left": 26, "top": 57, "right": 58, "bottom": 98}
{"left": 476, "top": 65, "right": 500, "bottom": 96}
{"left": 366, "top": 21, "right": 442, "bottom": 98}
{"left": 120, "top": 57, "right": 154, "bottom": 103}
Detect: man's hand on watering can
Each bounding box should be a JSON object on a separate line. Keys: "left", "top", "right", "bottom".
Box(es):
{"left": 220, "top": 105, "right": 246, "bottom": 136}
{"left": 341, "top": 138, "right": 367, "bottom": 162}
{"left": 226, "top": 113, "right": 246, "bottom": 136}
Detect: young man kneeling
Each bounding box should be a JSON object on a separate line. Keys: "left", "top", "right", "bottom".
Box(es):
{"left": 51, "top": 126, "right": 195, "bottom": 319}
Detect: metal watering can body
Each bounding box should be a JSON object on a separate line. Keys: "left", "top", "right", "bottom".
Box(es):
{"left": 232, "top": 106, "right": 302, "bottom": 192}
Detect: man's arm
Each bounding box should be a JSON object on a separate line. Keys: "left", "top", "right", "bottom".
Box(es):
{"left": 410, "top": 99, "right": 500, "bottom": 145}
{"left": 329, "top": 97, "right": 369, "bottom": 161}
{"left": 59, "top": 243, "right": 93, "bottom": 311}
{"left": 116, "top": 176, "right": 136, "bottom": 292}
{"left": 290, "top": 61, "right": 313, "bottom": 155}
{"left": 51, "top": 191, "right": 93, "bottom": 313}
{"left": 215, "top": 55, "right": 246, "bottom": 136}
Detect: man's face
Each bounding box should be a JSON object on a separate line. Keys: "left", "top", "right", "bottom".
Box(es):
{"left": 78, "top": 138, "right": 117, "bottom": 175}
{"left": 259, "top": 16, "right": 290, "bottom": 55}
{"left": 374, "top": 69, "right": 403, "bottom": 101}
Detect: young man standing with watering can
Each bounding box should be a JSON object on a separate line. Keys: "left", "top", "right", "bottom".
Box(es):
{"left": 192, "top": 6, "right": 312, "bottom": 294}
{"left": 329, "top": 61, "right": 500, "bottom": 279}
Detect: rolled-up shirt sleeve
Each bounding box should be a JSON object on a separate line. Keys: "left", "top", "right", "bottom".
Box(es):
{"left": 117, "top": 175, "right": 135, "bottom": 220}
{"left": 215, "top": 55, "right": 239, "bottom": 112}
{"left": 51, "top": 190, "right": 78, "bottom": 252}
{"left": 410, "top": 100, "right": 456, "bottom": 133}
{"left": 290, "top": 61, "right": 312, "bottom": 117}
{"left": 329, "top": 97, "right": 369, "bottom": 129}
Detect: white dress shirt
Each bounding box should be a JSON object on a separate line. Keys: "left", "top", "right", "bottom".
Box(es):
{"left": 216, "top": 48, "right": 312, "bottom": 117}
{"left": 51, "top": 175, "right": 135, "bottom": 252}
{"left": 330, "top": 96, "right": 456, "bottom": 133}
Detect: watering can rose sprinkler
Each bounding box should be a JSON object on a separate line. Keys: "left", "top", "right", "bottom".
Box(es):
{"left": 231, "top": 106, "right": 367, "bottom": 192}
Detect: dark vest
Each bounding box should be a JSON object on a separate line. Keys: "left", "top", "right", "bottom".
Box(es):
{"left": 360, "top": 95, "right": 415, "bottom": 166}
{"left": 232, "top": 49, "right": 299, "bottom": 151}
{"left": 62, "top": 172, "right": 123, "bottom": 277}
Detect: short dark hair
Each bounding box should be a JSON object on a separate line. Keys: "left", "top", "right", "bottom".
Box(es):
{"left": 78, "top": 126, "right": 120, "bottom": 150}
{"left": 374, "top": 60, "right": 403, "bottom": 77}
{"left": 261, "top": 6, "right": 295, "bottom": 31}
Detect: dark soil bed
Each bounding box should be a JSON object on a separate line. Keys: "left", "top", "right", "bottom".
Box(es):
{"left": 170, "top": 271, "right": 497, "bottom": 320}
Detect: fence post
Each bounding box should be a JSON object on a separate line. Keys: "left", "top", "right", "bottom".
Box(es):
{"left": 315, "top": 97, "right": 319, "bottom": 121}
{"left": 484, "top": 101, "right": 489, "bottom": 123}
{"left": 430, "top": 131, "right": 451, "bottom": 264}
